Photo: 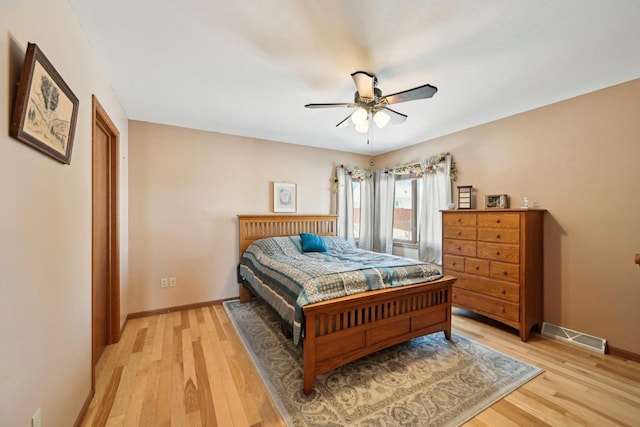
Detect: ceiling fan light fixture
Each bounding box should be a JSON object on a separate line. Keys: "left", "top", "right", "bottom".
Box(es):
{"left": 373, "top": 110, "right": 390, "bottom": 128}
{"left": 305, "top": 71, "right": 437, "bottom": 142}
{"left": 351, "top": 108, "right": 368, "bottom": 125}
{"left": 355, "top": 120, "right": 369, "bottom": 133}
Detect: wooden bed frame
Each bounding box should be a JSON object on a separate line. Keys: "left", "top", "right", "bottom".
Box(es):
{"left": 237, "top": 214, "right": 457, "bottom": 394}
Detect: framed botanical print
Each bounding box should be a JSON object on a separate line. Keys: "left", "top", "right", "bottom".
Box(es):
{"left": 10, "top": 43, "right": 79, "bottom": 164}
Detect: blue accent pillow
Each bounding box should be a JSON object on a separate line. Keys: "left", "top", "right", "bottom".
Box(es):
{"left": 300, "top": 233, "right": 327, "bottom": 252}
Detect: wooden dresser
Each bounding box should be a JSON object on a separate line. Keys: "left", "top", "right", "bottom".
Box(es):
{"left": 442, "top": 209, "right": 545, "bottom": 341}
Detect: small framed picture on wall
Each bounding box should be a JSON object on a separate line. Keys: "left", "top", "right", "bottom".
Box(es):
{"left": 273, "top": 182, "right": 296, "bottom": 213}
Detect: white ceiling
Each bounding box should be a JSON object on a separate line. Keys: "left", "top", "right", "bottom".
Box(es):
{"left": 69, "top": 0, "right": 640, "bottom": 155}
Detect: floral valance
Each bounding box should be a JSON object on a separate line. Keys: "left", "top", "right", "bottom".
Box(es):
{"left": 341, "top": 165, "right": 373, "bottom": 182}
{"left": 384, "top": 152, "right": 457, "bottom": 181}
{"left": 336, "top": 153, "right": 457, "bottom": 184}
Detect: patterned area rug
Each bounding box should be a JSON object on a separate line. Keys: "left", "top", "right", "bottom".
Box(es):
{"left": 224, "top": 299, "right": 542, "bottom": 426}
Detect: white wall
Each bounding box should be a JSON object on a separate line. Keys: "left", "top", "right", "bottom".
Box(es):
{"left": 0, "top": 1, "right": 129, "bottom": 425}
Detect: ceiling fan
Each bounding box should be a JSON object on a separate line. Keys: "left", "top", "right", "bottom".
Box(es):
{"left": 305, "top": 71, "right": 437, "bottom": 142}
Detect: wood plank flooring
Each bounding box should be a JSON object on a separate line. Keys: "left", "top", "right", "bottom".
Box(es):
{"left": 81, "top": 304, "right": 640, "bottom": 426}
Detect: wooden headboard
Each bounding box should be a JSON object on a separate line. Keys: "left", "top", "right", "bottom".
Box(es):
{"left": 237, "top": 214, "right": 338, "bottom": 258}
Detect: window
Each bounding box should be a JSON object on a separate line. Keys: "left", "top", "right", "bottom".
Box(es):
{"left": 352, "top": 181, "right": 361, "bottom": 239}
{"left": 393, "top": 177, "right": 422, "bottom": 244}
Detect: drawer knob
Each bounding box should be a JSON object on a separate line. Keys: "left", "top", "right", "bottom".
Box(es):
{"left": 496, "top": 251, "right": 501, "bottom": 255}
{"left": 457, "top": 231, "right": 462, "bottom": 236}
{"left": 457, "top": 218, "right": 461, "bottom": 222}
{"left": 501, "top": 289, "right": 506, "bottom": 294}
{"left": 496, "top": 219, "right": 501, "bottom": 224}
{"left": 496, "top": 234, "right": 501, "bottom": 239}
{"left": 452, "top": 261, "right": 456, "bottom": 266}
{"left": 458, "top": 246, "right": 462, "bottom": 251}
{"left": 475, "top": 266, "right": 480, "bottom": 270}
{"left": 502, "top": 271, "right": 508, "bottom": 276}
{"left": 501, "top": 307, "right": 506, "bottom": 313}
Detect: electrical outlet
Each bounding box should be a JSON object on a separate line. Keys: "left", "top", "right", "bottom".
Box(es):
{"left": 32, "top": 408, "right": 41, "bottom": 427}
{"left": 169, "top": 277, "right": 177, "bottom": 287}
{"left": 161, "top": 278, "right": 168, "bottom": 288}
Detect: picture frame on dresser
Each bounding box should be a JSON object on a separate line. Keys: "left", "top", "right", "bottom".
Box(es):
{"left": 485, "top": 194, "right": 509, "bottom": 209}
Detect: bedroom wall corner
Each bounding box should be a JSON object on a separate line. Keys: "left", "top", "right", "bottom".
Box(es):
{"left": 127, "top": 122, "right": 365, "bottom": 314}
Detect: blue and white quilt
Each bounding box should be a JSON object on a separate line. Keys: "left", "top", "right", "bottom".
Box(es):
{"left": 238, "top": 235, "right": 442, "bottom": 345}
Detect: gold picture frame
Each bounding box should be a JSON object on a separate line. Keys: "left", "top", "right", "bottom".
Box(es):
{"left": 10, "top": 43, "right": 79, "bottom": 164}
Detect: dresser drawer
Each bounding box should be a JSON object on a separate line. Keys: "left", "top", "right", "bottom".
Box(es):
{"left": 443, "top": 254, "right": 465, "bottom": 272}
{"left": 453, "top": 288, "right": 520, "bottom": 323}
{"left": 464, "top": 258, "right": 489, "bottom": 276}
{"left": 477, "top": 213, "right": 520, "bottom": 229}
{"left": 477, "top": 227, "right": 520, "bottom": 244}
{"left": 490, "top": 261, "right": 520, "bottom": 283}
{"left": 452, "top": 273, "right": 519, "bottom": 302}
{"left": 443, "top": 239, "right": 476, "bottom": 257}
{"left": 444, "top": 226, "right": 476, "bottom": 240}
{"left": 443, "top": 214, "right": 476, "bottom": 227}
{"left": 477, "top": 242, "right": 520, "bottom": 263}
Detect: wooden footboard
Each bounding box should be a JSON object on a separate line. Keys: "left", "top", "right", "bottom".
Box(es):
{"left": 302, "top": 276, "right": 456, "bottom": 394}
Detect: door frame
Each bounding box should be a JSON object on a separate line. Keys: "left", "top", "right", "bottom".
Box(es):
{"left": 91, "top": 95, "right": 121, "bottom": 392}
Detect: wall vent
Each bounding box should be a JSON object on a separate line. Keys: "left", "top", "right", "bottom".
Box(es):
{"left": 541, "top": 322, "right": 606, "bottom": 353}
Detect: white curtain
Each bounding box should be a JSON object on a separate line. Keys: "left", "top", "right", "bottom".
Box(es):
{"left": 336, "top": 167, "right": 354, "bottom": 244}
{"left": 373, "top": 170, "right": 395, "bottom": 254}
{"left": 418, "top": 155, "right": 452, "bottom": 264}
{"left": 358, "top": 178, "right": 374, "bottom": 250}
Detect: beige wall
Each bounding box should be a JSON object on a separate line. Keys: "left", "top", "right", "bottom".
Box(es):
{"left": 377, "top": 78, "right": 640, "bottom": 354}
{"left": 128, "top": 122, "right": 366, "bottom": 312}
{"left": 0, "top": 1, "right": 129, "bottom": 426}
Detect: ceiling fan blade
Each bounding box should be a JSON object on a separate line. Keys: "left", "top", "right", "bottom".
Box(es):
{"left": 351, "top": 71, "right": 376, "bottom": 99}
{"left": 381, "top": 83, "right": 437, "bottom": 105}
{"left": 336, "top": 113, "right": 354, "bottom": 128}
{"left": 305, "top": 102, "right": 357, "bottom": 109}
{"left": 382, "top": 107, "right": 408, "bottom": 124}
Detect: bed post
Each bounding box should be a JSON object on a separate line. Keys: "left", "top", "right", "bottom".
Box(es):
{"left": 303, "top": 311, "right": 317, "bottom": 395}
{"left": 239, "top": 284, "right": 252, "bottom": 303}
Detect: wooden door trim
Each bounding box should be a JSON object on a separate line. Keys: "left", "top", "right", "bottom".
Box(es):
{"left": 91, "top": 95, "right": 120, "bottom": 392}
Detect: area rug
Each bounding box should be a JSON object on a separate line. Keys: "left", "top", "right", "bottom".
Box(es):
{"left": 224, "top": 299, "right": 542, "bottom": 426}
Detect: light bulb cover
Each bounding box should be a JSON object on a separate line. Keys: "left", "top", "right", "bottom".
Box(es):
{"left": 355, "top": 120, "right": 369, "bottom": 133}
{"left": 373, "top": 110, "right": 390, "bottom": 128}
{"left": 351, "top": 108, "right": 368, "bottom": 125}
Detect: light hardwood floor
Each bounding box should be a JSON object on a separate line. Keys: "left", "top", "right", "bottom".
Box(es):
{"left": 81, "top": 303, "right": 640, "bottom": 426}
